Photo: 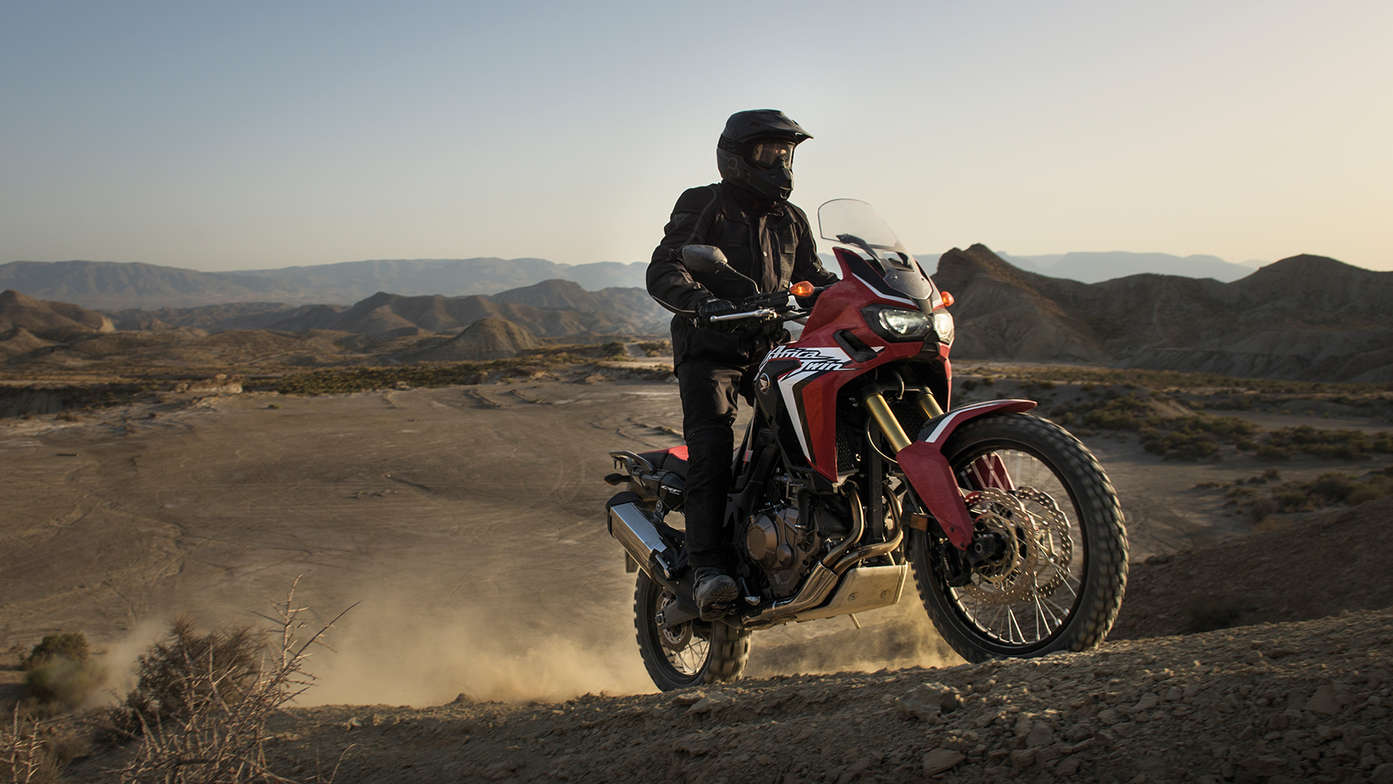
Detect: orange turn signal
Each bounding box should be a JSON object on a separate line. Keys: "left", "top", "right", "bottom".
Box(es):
{"left": 939, "top": 290, "right": 955, "bottom": 308}
{"left": 790, "top": 281, "right": 815, "bottom": 298}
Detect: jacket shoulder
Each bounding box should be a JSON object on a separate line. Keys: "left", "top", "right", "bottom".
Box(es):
{"left": 672, "top": 183, "right": 721, "bottom": 214}
{"left": 785, "top": 200, "right": 813, "bottom": 228}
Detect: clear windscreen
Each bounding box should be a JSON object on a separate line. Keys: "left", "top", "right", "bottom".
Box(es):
{"left": 818, "top": 199, "right": 936, "bottom": 302}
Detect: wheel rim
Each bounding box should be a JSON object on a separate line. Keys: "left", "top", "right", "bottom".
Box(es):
{"left": 944, "top": 446, "right": 1087, "bottom": 650}
{"left": 655, "top": 590, "right": 710, "bottom": 677}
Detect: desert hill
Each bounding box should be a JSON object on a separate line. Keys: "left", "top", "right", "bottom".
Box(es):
{"left": 406, "top": 317, "right": 541, "bottom": 361}
{"left": 0, "top": 289, "right": 115, "bottom": 337}
{"left": 0, "top": 258, "right": 648, "bottom": 309}
{"left": 934, "top": 246, "right": 1393, "bottom": 381}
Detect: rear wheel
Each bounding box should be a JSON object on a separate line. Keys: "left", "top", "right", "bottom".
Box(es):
{"left": 634, "top": 571, "right": 750, "bottom": 691}
{"left": 907, "top": 412, "right": 1128, "bottom": 661}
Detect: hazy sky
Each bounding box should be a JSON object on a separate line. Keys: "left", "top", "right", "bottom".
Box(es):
{"left": 3, "top": 0, "right": 1390, "bottom": 271}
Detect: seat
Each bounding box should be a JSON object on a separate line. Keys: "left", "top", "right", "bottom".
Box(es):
{"left": 638, "top": 445, "right": 689, "bottom": 477}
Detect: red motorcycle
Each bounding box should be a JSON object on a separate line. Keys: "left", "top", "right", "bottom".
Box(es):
{"left": 606, "top": 199, "right": 1127, "bottom": 690}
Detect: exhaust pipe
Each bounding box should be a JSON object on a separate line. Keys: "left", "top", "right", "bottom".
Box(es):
{"left": 606, "top": 492, "right": 677, "bottom": 580}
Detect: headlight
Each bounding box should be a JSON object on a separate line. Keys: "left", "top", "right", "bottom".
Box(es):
{"left": 933, "top": 309, "right": 954, "bottom": 346}
{"left": 863, "top": 305, "right": 954, "bottom": 345}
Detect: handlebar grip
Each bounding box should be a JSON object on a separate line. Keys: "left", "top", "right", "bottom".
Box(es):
{"left": 708, "top": 308, "right": 777, "bottom": 323}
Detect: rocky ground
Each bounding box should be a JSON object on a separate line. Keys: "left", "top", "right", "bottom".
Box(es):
{"left": 59, "top": 608, "right": 1393, "bottom": 783}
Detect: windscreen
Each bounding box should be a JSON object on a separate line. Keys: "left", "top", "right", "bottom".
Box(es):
{"left": 818, "top": 199, "right": 937, "bottom": 302}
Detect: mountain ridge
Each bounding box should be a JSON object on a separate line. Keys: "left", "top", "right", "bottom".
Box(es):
{"left": 933, "top": 247, "right": 1393, "bottom": 381}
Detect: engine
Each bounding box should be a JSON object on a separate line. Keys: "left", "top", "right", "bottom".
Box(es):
{"left": 743, "top": 503, "right": 823, "bottom": 599}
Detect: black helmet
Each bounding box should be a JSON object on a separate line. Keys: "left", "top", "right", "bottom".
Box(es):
{"left": 716, "top": 109, "right": 812, "bottom": 201}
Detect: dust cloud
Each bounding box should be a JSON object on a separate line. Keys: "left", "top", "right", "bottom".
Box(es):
{"left": 90, "top": 579, "right": 958, "bottom": 708}
{"left": 302, "top": 595, "right": 654, "bottom": 706}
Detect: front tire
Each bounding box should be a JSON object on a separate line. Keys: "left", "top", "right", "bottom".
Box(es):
{"left": 907, "top": 412, "right": 1128, "bottom": 661}
{"left": 634, "top": 571, "right": 750, "bottom": 691}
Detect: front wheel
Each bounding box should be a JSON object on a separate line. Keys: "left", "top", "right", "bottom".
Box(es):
{"left": 907, "top": 412, "right": 1128, "bottom": 661}
{"left": 634, "top": 571, "right": 750, "bottom": 691}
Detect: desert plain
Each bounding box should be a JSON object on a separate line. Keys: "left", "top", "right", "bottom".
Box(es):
{"left": 3, "top": 350, "right": 1393, "bottom": 782}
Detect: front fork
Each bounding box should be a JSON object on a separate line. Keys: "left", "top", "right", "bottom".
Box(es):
{"left": 863, "top": 388, "right": 944, "bottom": 452}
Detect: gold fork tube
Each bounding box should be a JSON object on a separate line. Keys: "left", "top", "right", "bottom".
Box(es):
{"left": 918, "top": 391, "right": 945, "bottom": 419}
{"left": 863, "top": 392, "right": 912, "bottom": 452}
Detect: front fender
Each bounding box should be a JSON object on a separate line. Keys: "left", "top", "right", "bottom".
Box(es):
{"left": 895, "top": 399, "right": 1037, "bottom": 549}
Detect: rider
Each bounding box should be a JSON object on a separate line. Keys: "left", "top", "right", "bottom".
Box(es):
{"left": 647, "top": 109, "right": 840, "bottom": 618}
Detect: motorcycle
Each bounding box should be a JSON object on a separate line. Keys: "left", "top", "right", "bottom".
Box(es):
{"left": 605, "top": 199, "right": 1128, "bottom": 691}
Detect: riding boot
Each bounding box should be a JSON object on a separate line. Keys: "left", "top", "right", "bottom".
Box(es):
{"left": 693, "top": 567, "right": 739, "bottom": 620}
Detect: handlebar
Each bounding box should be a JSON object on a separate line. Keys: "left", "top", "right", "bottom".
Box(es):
{"left": 700, "top": 284, "right": 830, "bottom": 325}
{"left": 708, "top": 308, "right": 779, "bottom": 323}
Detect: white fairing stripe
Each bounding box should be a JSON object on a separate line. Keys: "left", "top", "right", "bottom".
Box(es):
{"left": 849, "top": 272, "right": 917, "bottom": 307}
{"left": 766, "top": 345, "right": 852, "bottom": 462}
{"left": 924, "top": 400, "right": 1014, "bottom": 444}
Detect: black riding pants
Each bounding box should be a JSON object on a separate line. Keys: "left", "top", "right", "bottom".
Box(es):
{"left": 675, "top": 359, "right": 747, "bottom": 571}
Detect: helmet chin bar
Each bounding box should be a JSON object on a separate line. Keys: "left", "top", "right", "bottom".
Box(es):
{"left": 717, "top": 147, "right": 795, "bottom": 201}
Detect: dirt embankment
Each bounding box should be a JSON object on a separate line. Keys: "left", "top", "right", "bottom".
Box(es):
{"left": 60, "top": 608, "right": 1392, "bottom": 783}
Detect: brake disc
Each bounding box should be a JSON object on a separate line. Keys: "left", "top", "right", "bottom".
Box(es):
{"left": 964, "top": 486, "right": 1074, "bottom": 605}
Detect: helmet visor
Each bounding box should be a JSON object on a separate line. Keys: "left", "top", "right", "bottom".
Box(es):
{"left": 750, "top": 140, "right": 796, "bottom": 168}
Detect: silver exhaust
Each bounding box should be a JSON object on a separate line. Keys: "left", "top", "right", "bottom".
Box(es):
{"left": 607, "top": 495, "right": 676, "bottom": 580}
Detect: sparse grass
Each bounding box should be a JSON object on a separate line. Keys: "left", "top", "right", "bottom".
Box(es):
{"left": 1256, "top": 425, "right": 1393, "bottom": 460}
{"left": 1050, "top": 390, "right": 1258, "bottom": 460}
{"left": 250, "top": 343, "right": 653, "bottom": 396}
{"left": 1216, "top": 466, "right": 1393, "bottom": 523}
{"left": 21, "top": 633, "right": 104, "bottom": 712}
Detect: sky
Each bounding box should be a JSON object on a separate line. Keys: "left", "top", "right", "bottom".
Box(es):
{"left": 2, "top": 0, "right": 1390, "bottom": 272}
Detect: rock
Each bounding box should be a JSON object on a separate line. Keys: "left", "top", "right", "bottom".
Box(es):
{"left": 1306, "top": 683, "right": 1345, "bottom": 716}
{"left": 1237, "top": 755, "right": 1285, "bottom": 778}
{"left": 1064, "top": 724, "right": 1093, "bottom": 742}
{"left": 1026, "top": 722, "right": 1055, "bottom": 748}
{"left": 483, "top": 761, "right": 518, "bottom": 780}
{"left": 1014, "top": 713, "right": 1034, "bottom": 738}
{"left": 837, "top": 757, "right": 875, "bottom": 784}
{"left": 671, "top": 690, "right": 706, "bottom": 707}
{"left": 1056, "top": 756, "right": 1083, "bottom": 776}
{"left": 895, "top": 683, "right": 962, "bottom": 721}
{"left": 688, "top": 696, "right": 724, "bottom": 715}
{"left": 1371, "top": 763, "right": 1393, "bottom": 784}
{"left": 922, "top": 748, "right": 965, "bottom": 776}
{"left": 1134, "top": 693, "right": 1160, "bottom": 711}
{"left": 1098, "top": 708, "right": 1121, "bottom": 725}
{"left": 1010, "top": 749, "right": 1036, "bottom": 769}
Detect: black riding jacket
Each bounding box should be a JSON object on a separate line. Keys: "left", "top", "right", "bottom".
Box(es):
{"left": 648, "top": 182, "right": 839, "bottom": 366}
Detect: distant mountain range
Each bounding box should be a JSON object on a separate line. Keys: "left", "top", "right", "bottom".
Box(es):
{"left": 997, "top": 252, "right": 1259, "bottom": 283}
{"left": 101, "top": 279, "right": 668, "bottom": 338}
{"left": 932, "top": 246, "right": 1393, "bottom": 382}
{"left": 0, "top": 258, "right": 649, "bottom": 309}
{"left": 3, "top": 251, "right": 1270, "bottom": 311}
{"left": 7, "top": 248, "right": 1390, "bottom": 381}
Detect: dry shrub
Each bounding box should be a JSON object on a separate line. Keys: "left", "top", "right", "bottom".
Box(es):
{"left": 112, "top": 579, "right": 353, "bottom": 784}
{"left": 21, "top": 633, "right": 104, "bottom": 711}
{"left": 1, "top": 706, "right": 85, "bottom": 784}
{"left": 111, "top": 620, "right": 260, "bottom": 738}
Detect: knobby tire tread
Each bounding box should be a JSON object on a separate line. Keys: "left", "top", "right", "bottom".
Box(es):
{"left": 633, "top": 572, "right": 750, "bottom": 691}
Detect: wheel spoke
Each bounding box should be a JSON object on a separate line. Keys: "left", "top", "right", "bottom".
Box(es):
{"left": 937, "top": 445, "right": 1094, "bottom": 650}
